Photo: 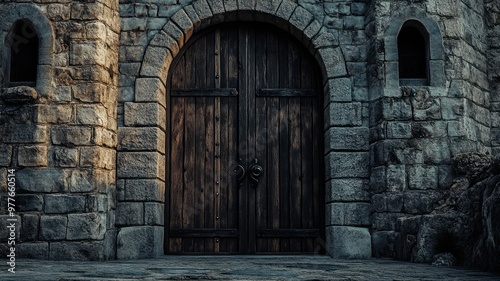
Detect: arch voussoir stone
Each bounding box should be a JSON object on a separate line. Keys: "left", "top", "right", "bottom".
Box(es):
{"left": 171, "top": 9, "right": 194, "bottom": 48}
{"left": 255, "top": 0, "right": 283, "bottom": 14}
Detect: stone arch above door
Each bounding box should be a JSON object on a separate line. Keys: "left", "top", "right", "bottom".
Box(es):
{"left": 117, "top": 0, "right": 372, "bottom": 259}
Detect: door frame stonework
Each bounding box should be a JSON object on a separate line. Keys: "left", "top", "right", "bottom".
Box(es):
{"left": 116, "top": 0, "right": 371, "bottom": 259}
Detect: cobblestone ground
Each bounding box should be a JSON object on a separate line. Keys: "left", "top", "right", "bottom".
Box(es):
{"left": 0, "top": 256, "right": 499, "bottom": 281}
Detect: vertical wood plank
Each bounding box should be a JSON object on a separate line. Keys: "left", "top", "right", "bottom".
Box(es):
{"left": 169, "top": 97, "right": 185, "bottom": 253}
{"left": 203, "top": 97, "right": 215, "bottom": 252}
{"left": 246, "top": 26, "right": 257, "bottom": 254}
{"left": 254, "top": 29, "right": 268, "bottom": 253}
{"left": 266, "top": 29, "right": 280, "bottom": 253}
{"left": 193, "top": 97, "right": 206, "bottom": 253}
{"left": 288, "top": 39, "right": 303, "bottom": 253}
{"left": 182, "top": 97, "right": 196, "bottom": 252}
{"left": 226, "top": 26, "right": 239, "bottom": 253}
{"left": 278, "top": 33, "right": 290, "bottom": 253}
{"left": 238, "top": 25, "right": 249, "bottom": 254}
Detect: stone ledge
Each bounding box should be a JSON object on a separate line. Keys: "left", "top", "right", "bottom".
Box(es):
{"left": 0, "top": 86, "right": 39, "bottom": 104}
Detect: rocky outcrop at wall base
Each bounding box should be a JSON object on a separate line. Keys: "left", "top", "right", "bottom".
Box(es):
{"left": 395, "top": 153, "right": 500, "bottom": 272}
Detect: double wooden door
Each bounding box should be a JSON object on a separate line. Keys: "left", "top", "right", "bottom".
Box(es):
{"left": 166, "top": 23, "right": 324, "bottom": 254}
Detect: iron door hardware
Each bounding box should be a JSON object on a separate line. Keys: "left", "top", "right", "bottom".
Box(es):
{"left": 249, "top": 159, "right": 264, "bottom": 185}
{"left": 235, "top": 162, "right": 246, "bottom": 185}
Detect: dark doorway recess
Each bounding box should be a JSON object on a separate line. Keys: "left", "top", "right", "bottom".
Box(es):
{"left": 166, "top": 23, "right": 325, "bottom": 254}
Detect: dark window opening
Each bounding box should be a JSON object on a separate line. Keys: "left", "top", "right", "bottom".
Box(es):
{"left": 8, "top": 19, "right": 39, "bottom": 86}
{"left": 398, "top": 22, "right": 429, "bottom": 85}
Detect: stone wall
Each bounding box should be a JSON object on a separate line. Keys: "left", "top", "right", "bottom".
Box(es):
{"left": 369, "top": 0, "right": 492, "bottom": 258}
{"left": 0, "top": 0, "right": 497, "bottom": 261}
{"left": 0, "top": 1, "right": 120, "bottom": 260}
{"left": 486, "top": 0, "right": 500, "bottom": 155}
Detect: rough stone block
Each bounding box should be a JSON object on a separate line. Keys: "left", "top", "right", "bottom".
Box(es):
{"left": 80, "top": 147, "right": 115, "bottom": 170}
{"left": 387, "top": 165, "right": 406, "bottom": 192}
{"left": 86, "top": 194, "right": 108, "bottom": 213}
{"left": 49, "top": 241, "right": 106, "bottom": 261}
{"left": 193, "top": 0, "right": 213, "bottom": 23}
{"left": 255, "top": 0, "right": 282, "bottom": 14}
{"left": 372, "top": 231, "right": 398, "bottom": 258}
{"left": 386, "top": 122, "right": 412, "bottom": 139}
{"left": 125, "top": 179, "right": 165, "bottom": 202}
{"left": 371, "top": 213, "right": 407, "bottom": 231}
{"left": 76, "top": 105, "right": 108, "bottom": 126}
{"left": 386, "top": 193, "right": 404, "bottom": 212}
{"left": 45, "top": 195, "right": 86, "bottom": 214}
{"left": 39, "top": 215, "right": 67, "bottom": 241}
{"left": 326, "top": 179, "right": 370, "bottom": 202}
{"left": 312, "top": 30, "right": 340, "bottom": 49}
{"left": 3, "top": 124, "right": 48, "bottom": 144}
{"left": 408, "top": 165, "right": 438, "bottom": 190}
{"left": 145, "top": 203, "right": 164, "bottom": 225}
{"left": 117, "top": 152, "right": 163, "bottom": 179}
{"left": 403, "top": 191, "right": 441, "bottom": 214}
{"left": 71, "top": 3, "right": 100, "bottom": 20}
{"left": 93, "top": 128, "right": 116, "bottom": 148}
{"left": 18, "top": 145, "right": 49, "bottom": 167}
{"left": 421, "top": 139, "right": 451, "bottom": 164}
{"left": 325, "top": 102, "right": 362, "bottom": 127}
{"left": 325, "top": 127, "right": 368, "bottom": 152}
{"left": 18, "top": 242, "right": 49, "bottom": 259}
{"left": 289, "top": 6, "right": 313, "bottom": 32}
{"left": 70, "top": 42, "right": 106, "bottom": 66}
{"left": 172, "top": 8, "right": 194, "bottom": 41}
{"left": 17, "top": 169, "right": 67, "bottom": 193}
{"left": 0, "top": 145, "right": 12, "bottom": 166}
{"left": 276, "top": 0, "right": 296, "bottom": 20}
{"left": 383, "top": 98, "right": 413, "bottom": 121}
{"left": 118, "top": 127, "right": 165, "bottom": 153}
{"left": 326, "top": 226, "right": 371, "bottom": 259}
{"left": 150, "top": 31, "right": 180, "bottom": 57}
{"left": 317, "top": 47, "right": 347, "bottom": 78}
{"left": 326, "top": 78, "right": 352, "bottom": 103}
{"left": 36, "top": 105, "right": 72, "bottom": 124}
{"left": 326, "top": 152, "right": 369, "bottom": 179}
{"left": 67, "top": 213, "right": 106, "bottom": 240}
{"left": 21, "top": 214, "right": 39, "bottom": 241}
{"left": 68, "top": 170, "right": 98, "bottom": 193}
{"left": 124, "top": 102, "right": 166, "bottom": 130}
{"left": 140, "top": 47, "right": 172, "bottom": 83}
{"left": 51, "top": 147, "right": 78, "bottom": 167}
{"left": 117, "top": 226, "right": 164, "bottom": 259}
{"left": 0, "top": 215, "right": 21, "bottom": 241}
{"left": 371, "top": 194, "right": 387, "bottom": 212}
{"left": 326, "top": 203, "right": 371, "bottom": 226}
{"left": 135, "top": 78, "right": 166, "bottom": 107}
{"left": 86, "top": 21, "right": 107, "bottom": 39}
{"left": 303, "top": 19, "right": 322, "bottom": 43}
{"left": 17, "top": 195, "right": 43, "bottom": 212}
{"left": 51, "top": 126, "right": 92, "bottom": 146}
{"left": 116, "top": 202, "right": 144, "bottom": 226}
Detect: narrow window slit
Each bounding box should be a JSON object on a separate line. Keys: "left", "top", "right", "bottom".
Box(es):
{"left": 8, "top": 19, "right": 39, "bottom": 87}
{"left": 398, "top": 21, "right": 429, "bottom": 86}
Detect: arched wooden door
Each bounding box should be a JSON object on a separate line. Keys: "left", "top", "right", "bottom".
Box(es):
{"left": 166, "top": 23, "right": 324, "bottom": 254}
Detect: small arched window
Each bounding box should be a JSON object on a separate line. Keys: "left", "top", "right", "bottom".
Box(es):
{"left": 398, "top": 21, "right": 429, "bottom": 86}
{"left": 8, "top": 19, "right": 39, "bottom": 86}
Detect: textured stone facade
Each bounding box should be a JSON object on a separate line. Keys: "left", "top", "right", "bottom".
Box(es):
{"left": 0, "top": 0, "right": 498, "bottom": 264}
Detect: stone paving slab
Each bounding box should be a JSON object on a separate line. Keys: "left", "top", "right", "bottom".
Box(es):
{"left": 0, "top": 256, "right": 499, "bottom": 281}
